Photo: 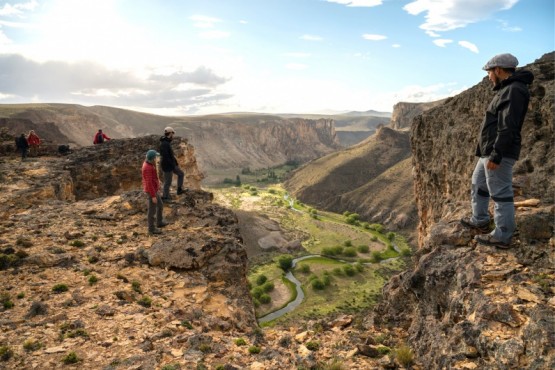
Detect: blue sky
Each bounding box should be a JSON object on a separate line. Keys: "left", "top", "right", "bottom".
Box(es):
{"left": 0, "top": 0, "right": 553, "bottom": 115}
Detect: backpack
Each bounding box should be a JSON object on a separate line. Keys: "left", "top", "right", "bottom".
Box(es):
{"left": 96, "top": 132, "right": 104, "bottom": 144}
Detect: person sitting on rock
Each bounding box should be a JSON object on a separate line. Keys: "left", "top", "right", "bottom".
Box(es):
{"left": 142, "top": 149, "right": 169, "bottom": 235}
{"left": 27, "top": 130, "right": 41, "bottom": 156}
{"left": 15, "top": 133, "right": 29, "bottom": 161}
{"left": 93, "top": 129, "right": 111, "bottom": 145}
{"left": 159, "top": 126, "right": 185, "bottom": 201}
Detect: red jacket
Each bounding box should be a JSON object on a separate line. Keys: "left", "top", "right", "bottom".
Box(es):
{"left": 142, "top": 161, "right": 159, "bottom": 198}
{"left": 93, "top": 132, "right": 110, "bottom": 144}
{"left": 27, "top": 133, "right": 41, "bottom": 146}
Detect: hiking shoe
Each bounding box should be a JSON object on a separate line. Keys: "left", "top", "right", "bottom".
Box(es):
{"left": 161, "top": 197, "right": 173, "bottom": 203}
{"left": 460, "top": 217, "right": 490, "bottom": 233}
{"left": 177, "top": 188, "right": 185, "bottom": 195}
{"left": 474, "top": 234, "right": 511, "bottom": 249}
{"left": 149, "top": 228, "right": 162, "bottom": 235}
{"left": 157, "top": 221, "right": 169, "bottom": 228}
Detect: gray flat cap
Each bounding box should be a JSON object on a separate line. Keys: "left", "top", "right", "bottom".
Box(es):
{"left": 483, "top": 53, "right": 519, "bottom": 70}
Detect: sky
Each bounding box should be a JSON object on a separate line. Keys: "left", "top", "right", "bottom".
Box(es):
{"left": 0, "top": 0, "right": 553, "bottom": 115}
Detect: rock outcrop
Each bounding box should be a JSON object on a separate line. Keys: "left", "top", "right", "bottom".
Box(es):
{"left": 376, "top": 52, "right": 554, "bottom": 369}
{"left": 389, "top": 100, "right": 445, "bottom": 130}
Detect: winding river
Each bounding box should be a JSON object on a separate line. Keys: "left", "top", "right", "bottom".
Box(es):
{"left": 257, "top": 250, "right": 400, "bottom": 323}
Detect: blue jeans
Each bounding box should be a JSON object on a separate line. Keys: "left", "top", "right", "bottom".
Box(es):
{"left": 470, "top": 157, "right": 516, "bottom": 243}
{"left": 162, "top": 166, "right": 184, "bottom": 198}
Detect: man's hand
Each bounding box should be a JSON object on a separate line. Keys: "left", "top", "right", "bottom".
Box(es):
{"left": 486, "top": 160, "right": 499, "bottom": 170}
{"left": 152, "top": 196, "right": 157, "bottom": 204}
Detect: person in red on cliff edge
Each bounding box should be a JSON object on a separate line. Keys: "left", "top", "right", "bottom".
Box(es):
{"left": 142, "top": 149, "right": 169, "bottom": 235}
{"left": 93, "top": 129, "right": 111, "bottom": 144}
{"left": 27, "top": 130, "right": 41, "bottom": 156}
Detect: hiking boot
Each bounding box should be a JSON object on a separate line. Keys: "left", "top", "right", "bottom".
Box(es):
{"left": 157, "top": 221, "right": 169, "bottom": 228}
{"left": 177, "top": 187, "right": 185, "bottom": 195}
{"left": 149, "top": 228, "right": 162, "bottom": 235}
{"left": 474, "top": 234, "right": 511, "bottom": 249}
{"left": 460, "top": 217, "right": 490, "bottom": 233}
{"left": 161, "top": 197, "right": 173, "bottom": 203}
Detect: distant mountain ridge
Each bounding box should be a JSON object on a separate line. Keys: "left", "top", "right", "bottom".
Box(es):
{"left": 0, "top": 105, "right": 342, "bottom": 181}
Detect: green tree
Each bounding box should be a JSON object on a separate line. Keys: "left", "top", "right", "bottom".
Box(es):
{"left": 278, "top": 255, "right": 293, "bottom": 271}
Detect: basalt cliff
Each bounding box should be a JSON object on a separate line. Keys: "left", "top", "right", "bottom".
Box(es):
{"left": 375, "top": 52, "right": 554, "bottom": 369}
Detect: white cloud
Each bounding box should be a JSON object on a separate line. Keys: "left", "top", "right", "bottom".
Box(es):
{"left": 404, "top": 0, "right": 519, "bottom": 32}
{"left": 425, "top": 30, "right": 441, "bottom": 37}
{"left": 497, "top": 19, "right": 522, "bottom": 32}
{"left": 0, "top": 0, "right": 38, "bottom": 16}
{"left": 433, "top": 39, "right": 453, "bottom": 47}
{"left": 390, "top": 82, "right": 461, "bottom": 105}
{"left": 199, "top": 30, "right": 230, "bottom": 39}
{"left": 190, "top": 15, "right": 221, "bottom": 28}
{"left": 458, "top": 40, "right": 479, "bottom": 53}
{"left": 362, "top": 34, "right": 387, "bottom": 41}
{"left": 392, "top": 44, "right": 401, "bottom": 48}
{"left": 0, "top": 29, "right": 12, "bottom": 44}
{"left": 285, "top": 63, "right": 308, "bottom": 70}
{"left": 326, "top": 0, "right": 383, "bottom": 7}
{"left": 300, "top": 34, "right": 323, "bottom": 41}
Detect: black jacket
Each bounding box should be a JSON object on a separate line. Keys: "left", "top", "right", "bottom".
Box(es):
{"left": 476, "top": 70, "right": 534, "bottom": 164}
{"left": 159, "top": 136, "right": 178, "bottom": 172}
{"left": 15, "top": 135, "right": 29, "bottom": 150}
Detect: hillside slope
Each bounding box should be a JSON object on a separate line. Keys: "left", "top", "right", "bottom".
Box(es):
{"left": 284, "top": 126, "right": 413, "bottom": 232}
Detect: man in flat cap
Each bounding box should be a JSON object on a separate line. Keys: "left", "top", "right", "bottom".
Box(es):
{"left": 461, "top": 53, "right": 534, "bottom": 248}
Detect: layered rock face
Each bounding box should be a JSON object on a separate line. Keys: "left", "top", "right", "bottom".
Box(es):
{"left": 389, "top": 100, "right": 445, "bottom": 130}
{"left": 376, "top": 53, "right": 554, "bottom": 369}
{"left": 185, "top": 117, "right": 341, "bottom": 170}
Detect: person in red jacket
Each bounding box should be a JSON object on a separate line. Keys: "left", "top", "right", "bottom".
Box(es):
{"left": 27, "top": 130, "right": 41, "bottom": 156}
{"left": 142, "top": 149, "right": 168, "bottom": 235}
{"left": 93, "top": 129, "right": 111, "bottom": 144}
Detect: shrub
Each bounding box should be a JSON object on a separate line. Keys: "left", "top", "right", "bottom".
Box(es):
{"left": 400, "top": 248, "right": 412, "bottom": 257}
{"left": 251, "top": 286, "right": 264, "bottom": 299}
{"left": 52, "top": 284, "right": 69, "bottom": 293}
{"left": 369, "top": 224, "right": 384, "bottom": 233}
{"left": 320, "top": 358, "right": 345, "bottom": 370}
{"left": 1, "top": 293, "right": 13, "bottom": 309}
{"left": 311, "top": 279, "right": 325, "bottom": 290}
{"left": 131, "top": 280, "right": 141, "bottom": 293}
{"left": 371, "top": 235, "right": 378, "bottom": 241}
{"left": 234, "top": 338, "right": 247, "bottom": 346}
{"left": 69, "top": 240, "right": 85, "bottom": 248}
{"left": 23, "top": 338, "right": 43, "bottom": 352}
{"left": 88, "top": 275, "right": 98, "bottom": 285}
{"left": 386, "top": 232, "right": 396, "bottom": 241}
{"left": 261, "top": 281, "right": 274, "bottom": 293}
{"left": 357, "top": 245, "right": 369, "bottom": 253}
{"left": 343, "top": 240, "right": 352, "bottom": 247}
{"left": 16, "top": 292, "right": 24, "bottom": 299}
{"left": 343, "top": 247, "right": 357, "bottom": 257}
{"left": 343, "top": 211, "right": 351, "bottom": 217}
{"left": 256, "top": 275, "right": 268, "bottom": 285}
{"left": 181, "top": 320, "right": 193, "bottom": 329}
{"left": 306, "top": 341, "right": 320, "bottom": 351}
{"left": 331, "top": 245, "right": 344, "bottom": 255}
{"left": 248, "top": 346, "right": 261, "bottom": 354}
{"left": 353, "top": 262, "right": 364, "bottom": 272}
{"left": 88, "top": 256, "right": 99, "bottom": 264}
{"left": 65, "top": 328, "right": 89, "bottom": 339}
{"left": 259, "top": 294, "right": 271, "bottom": 304}
{"left": 199, "top": 344, "right": 211, "bottom": 353}
{"left": 371, "top": 251, "right": 383, "bottom": 262}
{"left": 395, "top": 345, "right": 414, "bottom": 367}
{"left": 161, "top": 365, "right": 180, "bottom": 370}
{"left": 343, "top": 265, "right": 356, "bottom": 276}
{"left": 278, "top": 255, "right": 293, "bottom": 271}
{"left": 299, "top": 264, "right": 311, "bottom": 273}
{"left": 332, "top": 267, "right": 343, "bottom": 276}
{"left": 377, "top": 345, "right": 391, "bottom": 355}
{"left": 0, "top": 346, "right": 13, "bottom": 361}
{"left": 345, "top": 214, "right": 360, "bottom": 225}
{"left": 62, "top": 351, "right": 80, "bottom": 364}
{"left": 137, "top": 296, "right": 152, "bottom": 308}
{"left": 322, "top": 274, "right": 331, "bottom": 286}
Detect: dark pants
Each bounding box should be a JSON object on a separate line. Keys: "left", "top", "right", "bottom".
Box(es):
{"left": 19, "top": 148, "right": 28, "bottom": 160}
{"left": 147, "top": 193, "right": 164, "bottom": 231}
{"left": 162, "top": 166, "right": 184, "bottom": 198}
